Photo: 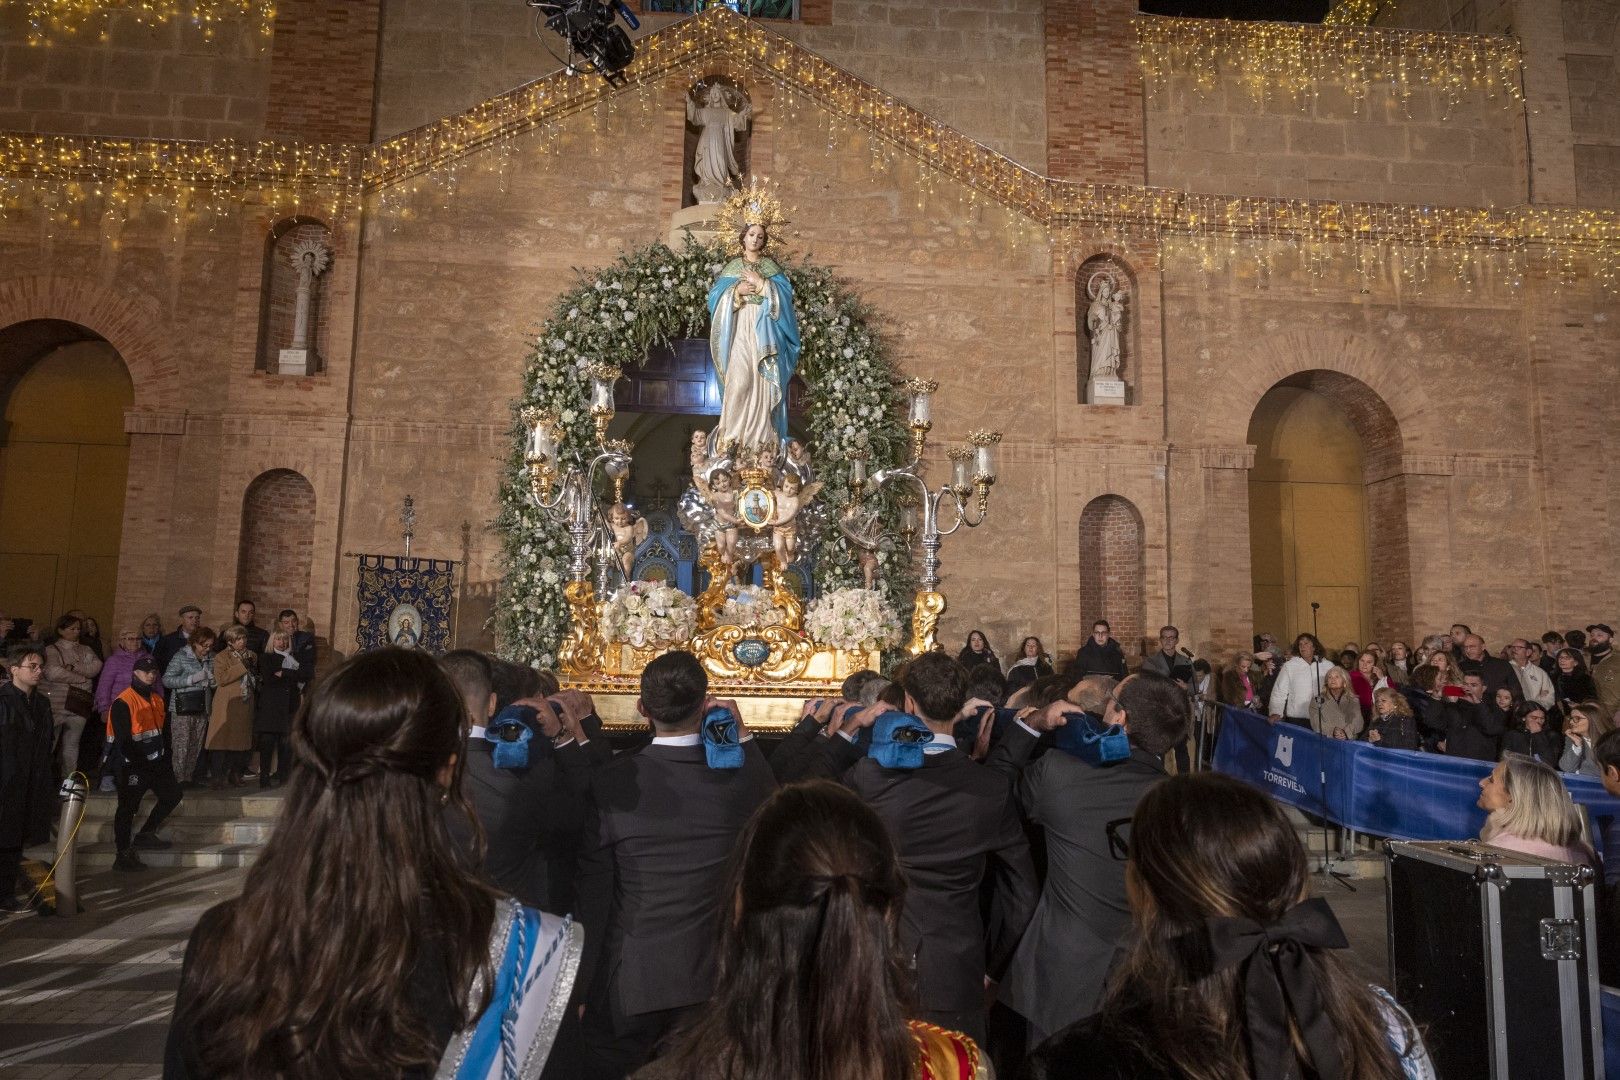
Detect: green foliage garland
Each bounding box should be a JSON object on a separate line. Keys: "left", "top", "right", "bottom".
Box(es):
{"left": 494, "top": 237, "right": 916, "bottom": 666}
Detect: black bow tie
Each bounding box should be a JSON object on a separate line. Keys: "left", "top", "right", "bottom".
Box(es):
{"left": 1203, "top": 897, "right": 1350, "bottom": 1080}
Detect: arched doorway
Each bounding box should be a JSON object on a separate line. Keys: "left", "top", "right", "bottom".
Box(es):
{"left": 1247, "top": 370, "right": 1409, "bottom": 652}
{"left": 0, "top": 320, "right": 134, "bottom": 636}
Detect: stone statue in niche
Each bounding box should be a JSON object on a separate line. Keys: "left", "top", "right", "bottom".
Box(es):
{"left": 280, "top": 234, "right": 331, "bottom": 376}
{"left": 1085, "top": 269, "right": 1127, "bottom": 405}
{"left": 687, "top": 82, "right": 750, "bottom": 205}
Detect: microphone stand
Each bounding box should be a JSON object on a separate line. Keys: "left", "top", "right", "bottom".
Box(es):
{"left": 1309, "top": 602, "right": 1355, "bottom": 892}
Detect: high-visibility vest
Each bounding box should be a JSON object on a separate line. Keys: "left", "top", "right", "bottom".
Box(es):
{"left": 108, "top": 685, "right": 166, "bottom": 740}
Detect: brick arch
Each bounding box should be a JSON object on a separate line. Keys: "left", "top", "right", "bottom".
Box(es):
{"left": 1078, "top": 494, "right": 1146, "bottom": 658}
{"left": 236, "top": 469, "right": 317, "bottom": 618}
{"left": 0, "top": 276, "right": 174, "bottom": 410}
{"left": 1208, "top": 330, "right": 1427, "bottom": 474}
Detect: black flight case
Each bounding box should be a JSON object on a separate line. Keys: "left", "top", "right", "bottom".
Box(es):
{"left": 1385, "top": 839, "right": 1605, "bottom": 1080}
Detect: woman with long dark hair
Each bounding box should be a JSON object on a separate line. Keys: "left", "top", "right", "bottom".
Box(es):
{"left": 1005, "top": 636, "right": 1054, "bottom": 694}
{"left": 957, "top": 629, "right": 999, "bottom": 674}
{"left": 164, "top": 648, "right": 582, "bottom": 1079}
{"left": 638, "top": 781, "right": 987, "bottom": 1080}
{"left": 1023, "top": 772, "right": 1432, "bottom": 1080}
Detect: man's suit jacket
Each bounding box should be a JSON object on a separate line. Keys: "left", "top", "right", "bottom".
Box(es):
{"left": 841, "top": 743, "right": 1038, "bottom": 1015}
{"left": 287, "top": 631, "right": 317, "bottom": 688}
{"left": 987, "top": 723, "right": 1167, "bottom": 1036}
{"left": 576, "top": 739, "right": 776, "bottom": 1021}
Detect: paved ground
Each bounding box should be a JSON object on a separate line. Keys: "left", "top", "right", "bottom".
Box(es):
{"left": 0, "top": 860, "right": 1392, "bottom": 1077}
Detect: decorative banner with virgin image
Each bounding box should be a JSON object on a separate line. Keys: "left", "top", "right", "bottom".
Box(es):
{"left": 354, "top": 555, "right": 457, "bottom": 654}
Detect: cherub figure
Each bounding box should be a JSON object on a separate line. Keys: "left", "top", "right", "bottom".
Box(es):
{"left": 784, "top": 438, "right": 813, "bottom": 484}
{"left": 607, "top": 502, "right": 649, "bottom": 581}
{"left": 696, "top": 468, "right": 743, "bottom": 571}
{"left": 689, "top": 429, "right": 710, "bottom": 475}
{"left": 770, "top": 473, "right": 823, "bottom": 567}
{"left": 858, "top": 547, "right": 879, "bottom": 590}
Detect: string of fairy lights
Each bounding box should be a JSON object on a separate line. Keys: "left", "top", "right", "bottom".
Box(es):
{"left": 0, "top": 6, "right": 1616, "bottom": 293}
{"left": 10, "top": 0, "right": 276, "bottom": 44}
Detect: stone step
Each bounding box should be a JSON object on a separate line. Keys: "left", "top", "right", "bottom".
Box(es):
{"left": 77, "top": 789, "right": 287, "bottom": 820}
{"left": 77, "top": 817, "right": 278, "bottom": 847}
{"left": 40, "top": 842, "right": 261, "bottom": 869}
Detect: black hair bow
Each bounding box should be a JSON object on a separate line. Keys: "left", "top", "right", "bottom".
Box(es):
{"left": 1204, "top": 896, "right": 1350, "bottom": 1080}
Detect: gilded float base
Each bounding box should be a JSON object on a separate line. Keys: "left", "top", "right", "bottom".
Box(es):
{"left": 572, "top": 633, "right": 880, "bottom": 732}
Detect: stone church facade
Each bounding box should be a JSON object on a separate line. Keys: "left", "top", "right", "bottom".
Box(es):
{"left": 0, "top": 0, "right": 1616, "bottom": 662}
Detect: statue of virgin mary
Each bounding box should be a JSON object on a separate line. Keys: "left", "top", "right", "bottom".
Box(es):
{"left": 707, "top": 220, "right": 800, "bottom": 451}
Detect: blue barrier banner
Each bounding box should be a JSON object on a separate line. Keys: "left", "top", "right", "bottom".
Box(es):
{"left": 1214, "top": 706, "right": 1620, "bottom": 861}
{"left": 1211, "top": 706, "right": 1334, "bottom": 819}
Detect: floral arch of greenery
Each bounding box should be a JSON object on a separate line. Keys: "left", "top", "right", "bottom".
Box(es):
{"left": 494, "top": 237, "right": 917, "bottom": 666}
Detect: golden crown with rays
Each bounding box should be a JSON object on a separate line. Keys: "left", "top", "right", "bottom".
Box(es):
{"left": 715, "top": 182, "right": 791, "bottom": 250}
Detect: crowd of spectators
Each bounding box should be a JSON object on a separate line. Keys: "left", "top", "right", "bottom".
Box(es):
{"left": 0, "top": 599, "right": 317, "bottom": 879}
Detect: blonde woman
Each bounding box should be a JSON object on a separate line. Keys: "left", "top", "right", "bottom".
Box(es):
{"left": 1477, "top": 753, "right": 1596, "bottom": 865}
{"left": 205, "top": 625, "right": 257, "bottom": 789}
{"left": 1310, "top": 667, "right": 1363, "bottom": 740}
{"left": 1367, "top": 687, "right": 1420, "bottom": 750}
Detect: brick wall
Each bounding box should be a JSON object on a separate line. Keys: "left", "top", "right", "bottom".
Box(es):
{"left": 371, "top": 0, "right": 1049, "bottom": 169}
{"left": 0, "top": 4, "right": 271, "bottom": 139}
{"left": 1078, "top": 495, "right": 1145, "bottom": 656}
{"left": 264, "top": 0, "right": 381, "bottom": 142}
{"left": 1144, "top": 74, "right": 1527, "bottom": 206}
{"left": 235, "top": 469, "right": 316, "bottom": 619}
{"left": 1044, "top": 0, "right": 1143, "bottom": 184}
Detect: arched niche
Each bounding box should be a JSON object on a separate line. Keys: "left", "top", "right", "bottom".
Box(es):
{"left": 255, "top": 217, "right": 333, "bottom": 373}
{"left": 1075, "top": 253, "right": 1137, "bottom": 405}
{"left": 1078, "top": 494, "right": 1145, "bottom": 657}
{"left": 236, "top": 469, "right": 317, "bottom": 616}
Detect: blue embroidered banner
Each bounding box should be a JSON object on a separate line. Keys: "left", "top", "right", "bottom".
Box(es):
{"left": 354, "top": 555, "right": 457, "bottom": 654}
{"left": 1214, "top": 706, "right": 1620, "bottom": 862}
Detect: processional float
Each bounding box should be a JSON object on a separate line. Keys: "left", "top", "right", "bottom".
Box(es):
{"left": 517, "top": 194, "right": 1001, "bottom": 727}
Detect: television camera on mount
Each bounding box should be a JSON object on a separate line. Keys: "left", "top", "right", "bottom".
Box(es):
{"left": 526, "top": 0, "right": 640, "bottom": 86}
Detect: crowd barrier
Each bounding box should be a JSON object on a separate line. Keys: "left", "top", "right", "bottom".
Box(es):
{"left": 1212, "top": 705, "right": 1620, "bottom": 860}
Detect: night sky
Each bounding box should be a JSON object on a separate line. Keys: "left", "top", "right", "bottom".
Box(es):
{"left": 1138, "top": 0, "right": 1333, "bottom": 20}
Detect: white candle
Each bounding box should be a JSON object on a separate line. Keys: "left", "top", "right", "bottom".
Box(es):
{"left": 910, "top": 392, "right": 931, "bottom": 425}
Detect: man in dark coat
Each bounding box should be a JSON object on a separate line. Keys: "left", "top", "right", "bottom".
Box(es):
{"left": 986, "top": 671, "right": 1190, "bottom": 1045}
{"left": 1423, "top": 673, "right": 1505, "bottom": 761}
{"left": 1457, "top": 633, "right": 1516, "bottom": 697}
{"left": 1071, "top": 619, "right": 1128, "bottom": 680}
{"left": 576, "top": 651, "right": 776, "bottom": 1080}
{"left": 813, "top": 652, "right": 1039, "bottom": 1046}
{"left": 152, "top": 604, "right": 201, "bottom": 680}
{"left": 275, "top": 609, "right": 317, "bottom": 689}
{"left": 1, "top": 645, "right": 58, "bottom": 912}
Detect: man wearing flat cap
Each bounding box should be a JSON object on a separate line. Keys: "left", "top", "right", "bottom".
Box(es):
{"left": 152, "top": 605, "right": 201, "bottom": 679}
{"left": 1588, "top": 624, "right": 1620, "bottom": 719}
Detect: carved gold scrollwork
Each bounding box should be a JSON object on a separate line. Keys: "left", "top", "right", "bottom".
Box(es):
{"left": 759, "top": 553, "right": 803, "bottom": 632}
{"left": 694, "top": 623, "right": 814, "bottom": 683}
{"left": 695, "top": 543, "right": 731, "bottom": 631}
{"left": 908, "top": 590, "right": 946, "bottom": 657}
{"left": 558, "top": 579, "right": 608, "bottom": 675}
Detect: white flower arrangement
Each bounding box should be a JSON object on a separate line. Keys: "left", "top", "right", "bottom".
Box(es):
{"left": 804, "top": 588, "right": 903, "bottom": 654}
{"left": 600, "top": 580, "right": 697, "bottom": 649}
{"left": 714, "top": 583, "right": 789, "bottom": 630}
{"left": 495, "top": 237, "right": 917, "bottom": 664}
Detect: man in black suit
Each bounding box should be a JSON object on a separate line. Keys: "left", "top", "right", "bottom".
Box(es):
{"left": 216, "top": 599, "right": 269, "bottom": 658}
{"left": 986, "top": 670, "right": 1189, "bottom": 1045}
{"left": 820, "top": 652, "right": 1038, "bottom": 1045}
{"left": 439, "top": 651, "right": 573, "bottom": 907}
{"left": 1457, "top": 633, "right": 1515, "bottom": 697}
{"left": 576, "top": 650, "right": 776, "bottom": 1080}
{"left": 1423, "top": 672, "right": 1505, "bottom": 761}
{"left": 152, "top": 604, "right": 201, "bottom": 677}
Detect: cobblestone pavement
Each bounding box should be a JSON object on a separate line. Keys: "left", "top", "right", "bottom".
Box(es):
{"left": 0, "top": 865, "right": 1390, "bottom": 1076}
{"left": 0, "top": 865, "right": 246, "bottom": 1078}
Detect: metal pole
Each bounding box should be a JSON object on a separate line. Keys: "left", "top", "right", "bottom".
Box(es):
{"left": 53, "top": 774, "right": 87, "bottom": 916}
